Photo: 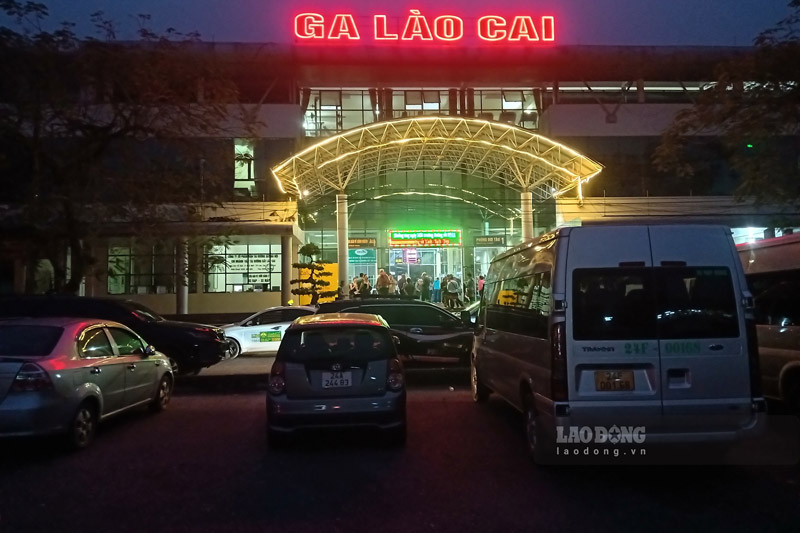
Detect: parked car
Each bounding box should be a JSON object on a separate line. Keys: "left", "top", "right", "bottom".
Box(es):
{"left": 0, "top": 295, "right": 227, "bottom": 375}
{"left": 0, "top": 317, "right": 174, "bottom": 449}
{"left": 266, "top": 312, "right": 407, "bottom": 447}
{"left": 316, "top": 297, "right": 474, "bottom": 367}
{"left": 222, "top": 305, "right": 317, "bottom": 358}
{"left": 472, "top": 223, "right": 766, "bottom": 464}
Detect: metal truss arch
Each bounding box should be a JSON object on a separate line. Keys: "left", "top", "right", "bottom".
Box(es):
{"left": 271, "top": 116, "right": 604, "bottom": 201}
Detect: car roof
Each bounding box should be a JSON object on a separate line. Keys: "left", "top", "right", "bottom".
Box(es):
{"left": 289, "top": 312, "right": 390, "bottom": 330}
{"left": 317, "top": 297, "right": 438, "bottom": 310}
{"left": 0, "top": 316, "right": 127, "bottom": 328}
{"left": 255, "top": 305, "right": 317, "bottom": 313}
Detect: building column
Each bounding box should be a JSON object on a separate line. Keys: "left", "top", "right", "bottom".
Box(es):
{"left": 336, "top": 193, "right": 349, "bottom": 290}
{"left": 281, "top": 235, "right": 292, "bottom": 305}
{"left": 520, "top": 189, "right": 534, "bottom": 241}
{"left": 176, "top": 237, "right": 189, "bottom": 314}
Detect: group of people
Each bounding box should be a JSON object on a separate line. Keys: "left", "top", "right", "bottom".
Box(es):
{"left": 344, "top": 269, "right": 484, "bottom": 310}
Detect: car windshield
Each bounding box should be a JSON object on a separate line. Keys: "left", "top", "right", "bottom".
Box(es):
{"left": 278, "top": 328, "right": 391, "bottom": 362}
{"left": 125, "top": 302, "right": 165, "bottom": 323}
{"left": 0, "top": 325, "right": 63, "bottom": 356}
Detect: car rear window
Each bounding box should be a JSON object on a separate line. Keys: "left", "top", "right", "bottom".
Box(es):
{"left": 278, "top": 328, "right": 391, "bottom": 362}
{"left": 573, "top": 267, "right": 739, "bottom": 340}
{"left": 0, "top": 325, "right": 64, "bottom": 356}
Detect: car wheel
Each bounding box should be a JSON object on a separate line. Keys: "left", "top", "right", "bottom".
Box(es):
{"left": 66, "top": 401, "right": 98, "bottom": 450}
{"left": 227, "top": 339, "right": 242, "bottom": 359}
{"left": 149, "top": 374, "right": 173, "bottom": 413}
{"left": 523, "top": 394, "right": 552, "bottom": 465}
{"left": 168, "top": 357, "right": 180, "bottom": 375}
{"left": 471, "top": 356, "right": 490, "bottom": 403}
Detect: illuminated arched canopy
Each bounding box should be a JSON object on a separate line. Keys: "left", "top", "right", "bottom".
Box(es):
{"left": 271, "top": 116, "right": 603, "bottom": 201}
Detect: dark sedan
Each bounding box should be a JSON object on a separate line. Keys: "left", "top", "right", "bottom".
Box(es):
{"left": 316, "top": 297, "right": 474, "bottom": 367}
{"left": 0, "top": 295, "right": 227, "bottom": 375}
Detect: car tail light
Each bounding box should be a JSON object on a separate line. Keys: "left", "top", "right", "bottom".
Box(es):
{"left": 387, "top": 358, "right": 404, "bottom": 392}
{"left": 550, "top": 322, "right": 568, "bottom": 402}
{"left": 268, "top": 360, "right": 286, "bottom": 395}
{"left": 745, "top": 318, "right": 763, "bottom": 398}
{"left": 11, "top": 363, "right": 54, "bottom": 392}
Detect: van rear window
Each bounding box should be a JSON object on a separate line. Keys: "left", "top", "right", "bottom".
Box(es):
{"left": 573, "top": 267, "right": 739, "bottom": 340}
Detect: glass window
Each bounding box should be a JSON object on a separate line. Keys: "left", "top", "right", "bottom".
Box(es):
{"left": 249, "top": 310, "right": 284, "bottom": 325}
{"left": 485, "top": 268, "right": 551, "bottom": 338}
{"left": 203, "top": 242, "right": 282, "bottom": 293}
{"left": 108, "top": 327, "right": 146, "bottom": 355}
{"left": 282, "top": 309, "right": 315, "bottom": 322}
{"left": 278, "top": 328, "right": 391, "bottom": 362}
{"left": 79, "top": 328, "right": 114, "bottom": 358}
{"left": 0, "top": 325, "right": 63, "bottom": 356}
{"left": 107, "top": 239, "right": 176, "bottom": 295}
{"left": 572, "top": 267, "right": 739, "bottom": 341}
{"left": 755, "top": 281, "right": 800, "bottom": 326}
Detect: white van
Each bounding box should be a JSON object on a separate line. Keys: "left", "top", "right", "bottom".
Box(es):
{"left": 471, "top": 223, "right": 766, "bottom": 464}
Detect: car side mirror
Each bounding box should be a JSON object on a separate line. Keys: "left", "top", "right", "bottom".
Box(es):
{"left": 392, "top": 335, "right": 401, "bottom": 346}
{"left": 460, "top": 310, "right": 473, "bottom": 327}
{"left": 144, "top": 344, "right": 157, "bottom": 356}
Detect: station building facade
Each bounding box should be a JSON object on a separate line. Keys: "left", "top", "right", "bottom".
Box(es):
{"left": 3, "top": 39, "right": 799, "bottom": 314}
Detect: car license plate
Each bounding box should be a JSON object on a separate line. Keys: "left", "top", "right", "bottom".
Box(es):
{"left": 322, "top": 371, "right": 352, "bottom": 388}
{"left": 594, "top": 370, "right": 634, "bottom": 391}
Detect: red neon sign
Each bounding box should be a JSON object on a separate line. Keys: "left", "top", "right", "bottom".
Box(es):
{"left": 294, "top": 10, "right": 556, "bottom": 44}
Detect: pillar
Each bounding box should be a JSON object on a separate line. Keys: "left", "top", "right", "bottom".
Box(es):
{"left": 281, "top": 235, "right": 292, "bottom": 305}
{"left": 336, "top": 193, "right": 349, "bottom": 291}
{"left": 521, "top": 190, "right": 534, "bottom": 241}
{"left": 176, "top": 237, "right": 189, "bottom": 314}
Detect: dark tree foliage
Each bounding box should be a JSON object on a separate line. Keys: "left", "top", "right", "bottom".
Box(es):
{"left": 654, "top": 0, "right": 800, "bottom": 207}
{"left": 0, "top": 1, "right": 253, "bottom": 293}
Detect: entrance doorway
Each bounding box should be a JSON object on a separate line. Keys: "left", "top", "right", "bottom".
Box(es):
{"left": 389, "top": 247, "right": 463, "bottom": 284}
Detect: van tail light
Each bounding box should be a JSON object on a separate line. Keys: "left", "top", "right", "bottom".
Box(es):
{"left": 745, "top": 318, "right": 763, "bottom": 398}
{"left": 11, "top": 363, "right": 54, "bottom": 392}
{"left": 387, "top": 358, "right": 404, "bottom": 392}
{"left": 550, "top": 322, "right": 568, "bottom": 402}
{"left": 268, "top": 361, "right": 286, "bottom": 395}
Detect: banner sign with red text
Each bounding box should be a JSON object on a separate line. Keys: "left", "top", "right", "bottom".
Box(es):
{"left": 294, "top": 10, "right": 556, "bottom": 44}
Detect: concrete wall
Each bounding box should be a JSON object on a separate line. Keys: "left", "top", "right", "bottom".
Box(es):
{"left": 539, "top": 103, "right": 693, "bottom": 138}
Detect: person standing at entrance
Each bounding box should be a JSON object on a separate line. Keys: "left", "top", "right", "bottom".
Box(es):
{"left": 421, "top": 272, "right": 432, "bottom": 302}
{"left": 478, "top": 275, "right": 485, "bottom": 299}
{"left": 376, "top": 268, "right": 390, "bottom": 296}
{"left": 447, "top": 275, "right": 462, "bottom": 308}
{"left": 464, "top": 274, "right": 475, "bottom": 303}
{"left": 432, "top": 277, "right": 441, "bottom": 303}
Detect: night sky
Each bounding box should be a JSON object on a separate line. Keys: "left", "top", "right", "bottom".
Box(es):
{"left": 24, "top": 0, "right": 795, "bottom": 46}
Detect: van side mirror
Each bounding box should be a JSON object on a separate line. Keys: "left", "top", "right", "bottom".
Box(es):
{"left": 392, "top": 335, "right": 401, "bottom": 346}
{"left": 460, "top": 310, "right": 473, "bottom": 327}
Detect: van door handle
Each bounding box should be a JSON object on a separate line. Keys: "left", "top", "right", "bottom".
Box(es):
{"left": 409, "top": 328, "right": 423, "bottom": 334}
{"left": 708, "top": 344, "right": 723, "bottom": 351}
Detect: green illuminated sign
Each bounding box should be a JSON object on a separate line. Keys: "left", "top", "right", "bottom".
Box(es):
{"left": 388, "top": 229, "right": 462, "bottom": 247}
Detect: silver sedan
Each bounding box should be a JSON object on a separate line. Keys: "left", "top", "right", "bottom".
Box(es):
{"left": 0, "top": 316, "right": 174, "bottom": 449}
